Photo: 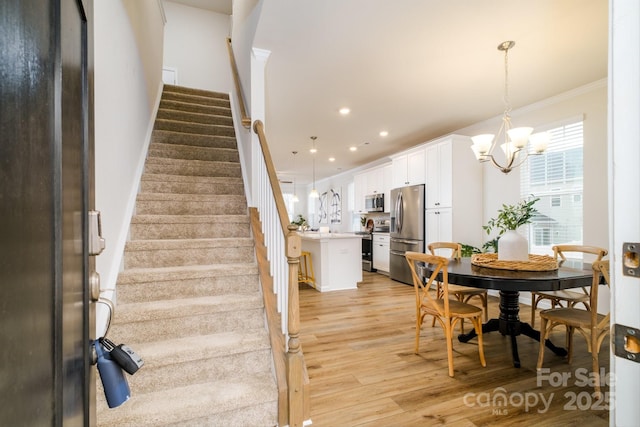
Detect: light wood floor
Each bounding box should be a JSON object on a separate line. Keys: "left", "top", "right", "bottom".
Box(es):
{"left": 299, "top": 271, "right": 610, "bottom": 427}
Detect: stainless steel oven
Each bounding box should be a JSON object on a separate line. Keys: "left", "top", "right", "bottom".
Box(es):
{"left": 357, "top": 232, "right": 376, "bottom": 272}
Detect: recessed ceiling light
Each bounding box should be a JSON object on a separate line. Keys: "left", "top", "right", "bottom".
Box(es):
{"left": 339, "top": 107, "right": 350, "bottom": 115}
{"left": 329, "top": 157, "right": 335, "bottom": 162}
{"left": 349, "top": 146, "right": 357, "bottom": 152}
{"left": 379, "top": 130, "right": 389, "bottom": 137}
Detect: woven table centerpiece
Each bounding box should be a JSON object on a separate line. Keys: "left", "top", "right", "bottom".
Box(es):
{"left": 471, "top": 253, "right": 558, "bottom": 271}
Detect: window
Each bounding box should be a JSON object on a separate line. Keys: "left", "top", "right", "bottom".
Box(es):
{"left": 282, "top": 192, "right": 296, "bottom": 222}
{"left": 521, "top": 120, "right": 583, "bottom": 256}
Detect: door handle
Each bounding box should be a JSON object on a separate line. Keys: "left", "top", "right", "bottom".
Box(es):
{"left": 89, "top": 271, "right": 101, "bottom": 302}
{"left": 397, "top": 192, "right": 403, "bottom": 232}
{"left": 392, "top": 239, "right": 420, "bottom": 245}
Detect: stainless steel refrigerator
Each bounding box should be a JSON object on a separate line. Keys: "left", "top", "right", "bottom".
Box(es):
{"left": 390, "top": 184, "right": 425, "bottom": 284}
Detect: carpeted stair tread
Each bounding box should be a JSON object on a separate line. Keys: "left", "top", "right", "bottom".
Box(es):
{"left": 136, "top": 330, "right": 270, "bottom": 367}
{"left": 154, "top": 118, "right": 235, "bottom": 137}
{"left": 123, "top": 238, "right": 255, "bottom": 268}
{"left": 96, "top": 374, "right": 277, "bottom": 427}
{"left": 129, "top": 215, "right": 250, "bottom": 240}
{"left": 160, "top": 91, "right": 231, "bottom": 109}
{"left": 135, "top": 192, "right": 246, "bottom": 203}
{"left": 130, "top": 223, "right": 249, "bottom": 240}
{"left": 122, "top": 334, "right": 272, "bottom": 395}
{"left": 109, "top": 310, "right": 264, "bottom": 343}
{"left": 133, "top": 198, "right": 247, "bottom": 216}
{"left": 163, "top": 84, "right": 230, "bottom": 99}
{"left": 125, "top": 237, "right": 254, "bottom": 251}
{"left": 114, "top": 294, "right": 263, "bottom": 323}
{"left": 144, "top": 157, "right": 241, "bottom": 178}
{"left": 159, "top": 99, "right": 231, "bottom": 116}
{"left": 141, "top": 173, "right": 242, "bottom": 184}
{"left": 144, "top": 155, "right": 240, "bottom": 168}
{"left": 156, "top": 108, "right": 233, "bottom": 126}
{"left": 139, "top": 173, "right": 244, "bottom": 196}
{"left": 147, "top": 143, "right": 240, "bottom": 163}
{"left": 116, "top": 263, "right": 258, "bottom": 284}
{"left": 131, "top": 214, "right": 249, "bottom": 224}
{"left": 152, "top": 130, "right": 237, "bottom": 149}
{"left": 116, "top": 273, "right": 261, "bottom": 303}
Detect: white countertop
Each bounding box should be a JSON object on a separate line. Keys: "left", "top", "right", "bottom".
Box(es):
{"left": 299, "top": 232, "right": 362, "bottom": 240}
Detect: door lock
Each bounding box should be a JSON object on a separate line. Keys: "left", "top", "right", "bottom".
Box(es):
{"left": 89, "top": 210, "right": 106, "bottom": 256}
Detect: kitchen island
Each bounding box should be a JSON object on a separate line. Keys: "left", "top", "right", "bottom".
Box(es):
{"left": 299, "top": 232, "right": 363, "bottom": 292}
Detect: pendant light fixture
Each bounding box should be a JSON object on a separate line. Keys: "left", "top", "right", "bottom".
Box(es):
{"left": 470, "top": 41, "right": 549, "bottom": 174}
{"left": 292, "top": 151, "right": 299, "bottom": 202}
{"left": 309, "top": 136, "right": 319, "bottom": 198}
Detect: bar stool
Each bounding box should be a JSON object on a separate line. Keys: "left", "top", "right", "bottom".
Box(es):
{"left": 298, "top": 251, "right": 316, "bottom": 287}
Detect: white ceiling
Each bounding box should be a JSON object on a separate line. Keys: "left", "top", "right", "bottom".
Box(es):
{"left": 167, "top": 0, "right": 232, "bottom": 15}
{"left": 178, "top": 1, "right": 608, "bottom": 185}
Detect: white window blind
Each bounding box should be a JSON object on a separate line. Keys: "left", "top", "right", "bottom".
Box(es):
{"left": 520, "top": 121, "right": 584, "bottom": 256}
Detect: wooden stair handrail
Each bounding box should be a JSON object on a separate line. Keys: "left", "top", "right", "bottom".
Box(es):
{"left": 226, "top": 37, "right": 251, "bottom": 128}
{"left": 253, "top": 120, "right": 291, "bottom": 233}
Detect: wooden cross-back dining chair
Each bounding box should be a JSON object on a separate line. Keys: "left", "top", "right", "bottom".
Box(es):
{"left": 530, "top": 244, "right": 607, "bottom": 327}
{"left": 428, "top": 242, "right": 489, "bottom": 333}
{"left": 405, "top": 251, "right": 486, "bottom": 377}
{"left": 536, "top": 259, "right": 610, "bottom": 397}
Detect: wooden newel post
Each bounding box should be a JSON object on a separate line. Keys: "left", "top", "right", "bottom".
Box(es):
{"left": 285, "top": 224, "right": 304, "bottom": 426}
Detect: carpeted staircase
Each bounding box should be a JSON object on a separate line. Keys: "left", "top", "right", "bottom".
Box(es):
{"left": 96, "top": 85, "right": 278, "bottom": 426}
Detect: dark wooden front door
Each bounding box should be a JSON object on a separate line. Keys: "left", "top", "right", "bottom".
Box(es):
{"left": 0, "top": 0, "right": 94, "bottom": 425}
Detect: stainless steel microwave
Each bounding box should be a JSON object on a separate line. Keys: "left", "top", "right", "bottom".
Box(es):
{"left": 365, "top": 193, "right": 384, "bottom": 212}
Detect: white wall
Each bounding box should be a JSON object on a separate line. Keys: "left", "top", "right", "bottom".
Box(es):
{"left": 122, "top": 0, "right": 166, "bottom": 109}
{"left": 94, "top": 0, "right": 165, "bottom": 322}
{"left": 162, "top": 1, "right": 232, "bottom": 92}
{"left": 231, "top": 0, "right": 263, "bottom": 113}
{"left": 228, "top": 1, "right": 267, "bottom": 207}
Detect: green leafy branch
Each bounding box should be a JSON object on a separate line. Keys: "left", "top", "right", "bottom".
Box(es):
{"left": 482, "top": 196, "right": 540, "bottom": 236}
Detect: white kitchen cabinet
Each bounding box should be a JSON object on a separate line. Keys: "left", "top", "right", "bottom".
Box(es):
{"left": 354, "top": 172, "right": 367, "bottom": 213}
{"left": 426, "top": 140, "right": 452, "bottom": 209}
{"left": 426, "top": 208, "right": 452, "bottom": 244}
{"left": 353, "top": 163, "right": 392, "bottom": 213}
{"left": 372, "top": 233, "right": 390, "bottom": 272}
{"left": 365, "top": 169, "right": 383, "bottom": 196}
{"left": 424, "top": 135, "right": 483, "bottom": 249}
{"left": 391, "top": 147, "right": 426, "bottom": 188}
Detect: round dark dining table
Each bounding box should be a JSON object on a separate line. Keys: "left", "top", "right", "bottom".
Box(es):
{"left": 420, "top": 257, "right": 595, "bottom": 368}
